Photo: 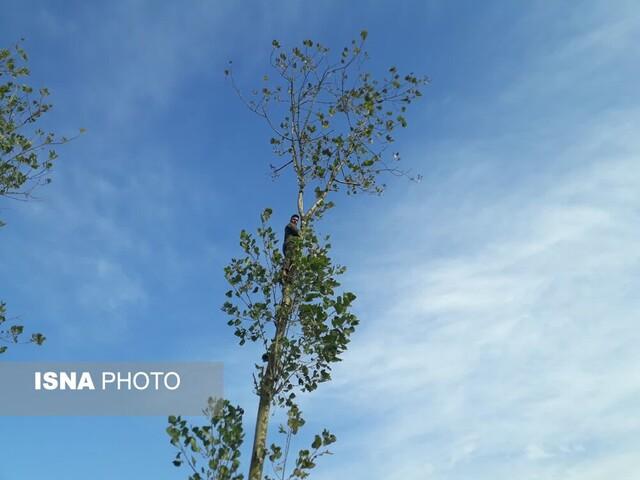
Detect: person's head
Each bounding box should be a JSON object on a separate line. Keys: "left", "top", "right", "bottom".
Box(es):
{"left": 290, "top": 214, "right": 300, "bottom": 225}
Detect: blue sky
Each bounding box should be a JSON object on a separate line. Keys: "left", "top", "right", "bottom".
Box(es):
{"left": 1, "top": 1, "right": 639, "bottom": 479}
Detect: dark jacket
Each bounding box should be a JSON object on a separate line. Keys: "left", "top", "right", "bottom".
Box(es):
{"left": 283, "top": 222, "right": 300, "bottom": 256}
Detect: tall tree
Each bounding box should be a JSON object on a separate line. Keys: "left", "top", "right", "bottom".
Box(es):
{"left": 0, "top": 41, "right": 78, "bottom": 354}
{"left": 167, "top": 32, "right": 427, "bottom": 480}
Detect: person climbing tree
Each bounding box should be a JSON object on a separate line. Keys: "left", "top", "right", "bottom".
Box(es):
{"left": 282, "top": 214, "right": 300, "bottom": 256}
{"left": 282, "top": 214, "right": 300, "bottom": 282}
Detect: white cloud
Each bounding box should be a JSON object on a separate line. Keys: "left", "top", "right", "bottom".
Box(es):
{"left": 305, "top": 103, "right": 640, "bottom": 479}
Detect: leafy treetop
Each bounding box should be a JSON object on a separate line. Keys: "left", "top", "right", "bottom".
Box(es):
{"left": 0, "top": 41, "right": 82, "bottom": 210}
{"left": 226, "top": 30, "right": 428, "bottom": 220}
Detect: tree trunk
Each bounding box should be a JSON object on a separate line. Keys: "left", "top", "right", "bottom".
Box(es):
{"left": 248, "top": 386, "right": 272, "bottom": 480}
{"left": 248, "top": 286, "right": 291, "bottom": 480}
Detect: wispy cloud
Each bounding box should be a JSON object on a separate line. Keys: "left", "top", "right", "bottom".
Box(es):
{"left": 298, "top": 3, "right": 640, "bottom": 472}
{"left": 308, "top": 108, "right": 640, "bottom": 479}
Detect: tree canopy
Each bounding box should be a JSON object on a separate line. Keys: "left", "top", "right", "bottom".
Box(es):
{"left": 0, "top": 41, "right": 78, "bottom": 354}
{"left": 168, "top": 32, "right": 427, "bottom": 480}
